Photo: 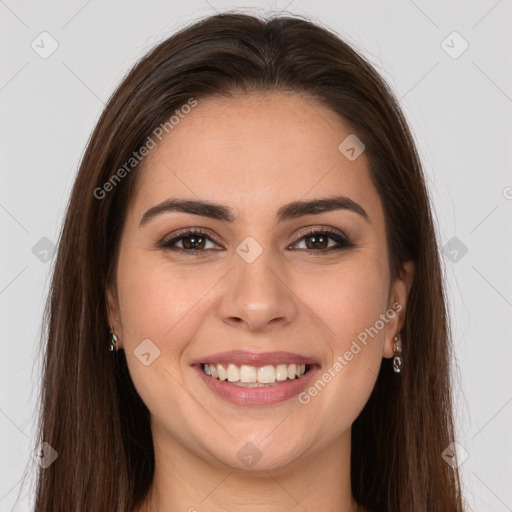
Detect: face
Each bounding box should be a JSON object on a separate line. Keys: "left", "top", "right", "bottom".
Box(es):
{"left": 107, "top": 92, "right": 413, "bottom": 472}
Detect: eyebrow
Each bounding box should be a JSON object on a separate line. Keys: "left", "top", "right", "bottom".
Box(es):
{"left": 139, "top": 194, "right": 370, "bottom": 227}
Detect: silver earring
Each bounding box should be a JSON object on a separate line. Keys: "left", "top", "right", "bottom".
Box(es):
{"left": 393, "top": 333, "right": 402, "bottom": 373}
{"left": 108, "top": 326, "right": 119, "bottom": 352}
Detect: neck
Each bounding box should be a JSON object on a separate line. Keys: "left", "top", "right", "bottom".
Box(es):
{"left": 135, "top": 422, "right": 361, "bottom": 512}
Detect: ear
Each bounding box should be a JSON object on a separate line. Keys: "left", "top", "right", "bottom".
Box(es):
{"left": 106, "top": 281, "right": 123, "bottom": 349}
{"left": 382, "top": 260, "right": 415, "bottom": 358}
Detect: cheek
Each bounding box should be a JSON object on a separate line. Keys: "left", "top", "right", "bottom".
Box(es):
{"left": 117, "top": 251, "right": 213, "bottom": 344}
{"left": 306, "top": 263, "right": 388, "bottom": 341}
{"left": 115, "top": 262, "right": 207, "bottom": 424}
{"left": 294, "top": 268, "right": 387, "bottom": 422}
{"left": 115, "top": 252, "right": 227, "bottom": 396}
{"left": 296, "top": 260, "right": 389, "bottom": 405}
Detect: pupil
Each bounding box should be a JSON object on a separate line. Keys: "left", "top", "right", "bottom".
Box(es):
{"left": 307, "top": 234, "right": 327, "bottom": 250}
{"left": 184, "top": 236, "right": 205, "bottom": 250}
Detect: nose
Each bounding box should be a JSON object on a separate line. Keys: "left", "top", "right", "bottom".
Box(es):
{"left": 217, "top": 247, "right": 299, "bottom": 333}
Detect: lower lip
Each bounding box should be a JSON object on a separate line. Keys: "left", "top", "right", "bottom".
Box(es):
{"left": 193, "top": 364, "right": 320, "bottom": 406}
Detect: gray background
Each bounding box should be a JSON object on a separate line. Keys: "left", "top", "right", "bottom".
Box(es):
{"left": 1, "top": 0, "right": 511, "bottom": 510}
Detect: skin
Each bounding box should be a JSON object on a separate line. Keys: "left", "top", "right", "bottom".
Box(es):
{"left": 107, "top": 92, "right": 414, "bottom": 512}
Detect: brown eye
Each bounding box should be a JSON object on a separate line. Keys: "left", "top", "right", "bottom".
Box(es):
{"left": 159, "top": 228, "right": 354, "bottom": 255}
{"left": 303, "top": 233, "right": 330, "bottom": 250}
{"left": 291, "top": 229, "right": 354, "bottom": 253}
{"left": 179, "top": 234, "right": 207, "bottom": 250}
{"left": 160, "top": 229, "right": 221, "bottom": 253}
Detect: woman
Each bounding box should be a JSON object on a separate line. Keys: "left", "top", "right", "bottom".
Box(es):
{"left": 32, "top": 11, "right": 466, "bottom": 512}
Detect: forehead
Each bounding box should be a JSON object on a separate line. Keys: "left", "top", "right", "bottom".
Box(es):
{"left": 128, "top": 92, "right": 384, "bottom": 228}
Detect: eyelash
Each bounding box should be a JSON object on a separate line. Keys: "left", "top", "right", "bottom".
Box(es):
{"left": 159, "top": 227, "right": 354, "bottom": 255}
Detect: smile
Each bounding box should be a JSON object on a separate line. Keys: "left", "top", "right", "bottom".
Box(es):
{"left": 203, "top": 362, "right": 309, "bottom": 386}
{"left": 193, "top": 362, "right": 319, "bottom": 406}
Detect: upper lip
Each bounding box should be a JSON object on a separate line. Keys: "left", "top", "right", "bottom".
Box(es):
{"left": 190, "top": 350, "right": 319, "bottom": 367}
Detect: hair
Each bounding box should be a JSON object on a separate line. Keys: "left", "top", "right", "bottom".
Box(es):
{"left": 26, "top": 11, "right": 465, "bottom": 512}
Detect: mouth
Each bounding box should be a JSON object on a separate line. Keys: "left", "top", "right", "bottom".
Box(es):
{"left": 201, "top": 362, "right": 313, "bottom": 387}
{"left": 190, "top": 351, "right": 320, "bottom": 406}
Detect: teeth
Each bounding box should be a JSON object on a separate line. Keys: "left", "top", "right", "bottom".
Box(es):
{"left": 275, "top": 364, "right": 288, "bottom": 381}
{"left": 226, "top": 363, "right": 239, "bottom": 382}
{"left": 217, "top": 363, "right": 227, "bottom": 381}
{"left": 202, "top": 362, "right": 308, "bottom": 384}
{"left": 258, "top": 365, "right": 276, "bottom": 383}
{"left": 240, "top": 365, "right": 257, "bottom": 383}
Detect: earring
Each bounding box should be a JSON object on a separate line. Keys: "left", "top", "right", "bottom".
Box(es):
{"left": 108, "top": 326, "right": 119, "bottom": 352}
{"left": 392, "top": 333, "right": 402, "bottom": 373}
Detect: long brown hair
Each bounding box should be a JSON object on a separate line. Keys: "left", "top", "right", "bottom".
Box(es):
{"left": 28, "top": 11, "right": 465, "bottom": 511}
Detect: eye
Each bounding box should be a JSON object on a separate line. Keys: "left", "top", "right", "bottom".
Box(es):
{"left": 290, "top": 228, "right": 354, "bottom": 253}
{"left": 159, "top": 228, "right": 222, "bottom": 253}
{"left": 159, "top": 227, "right": 353, "bottom": 255}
